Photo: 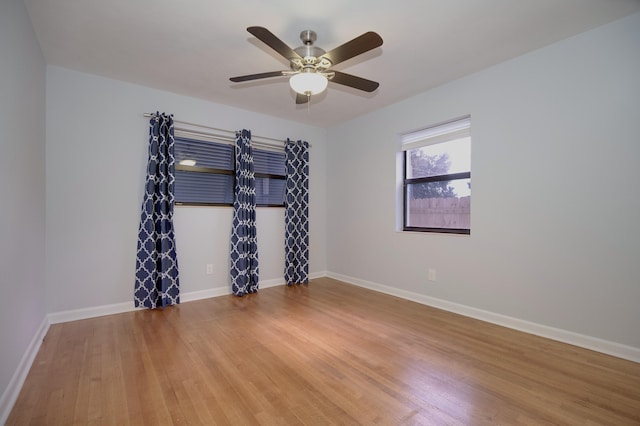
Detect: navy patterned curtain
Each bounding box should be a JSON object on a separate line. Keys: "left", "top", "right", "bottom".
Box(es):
{"left": 134, "top": 113, "right": 180, "bottom": 308}
{"left": 230, "top": 129, "right": 259, "bottom": 296}
{"left": 284, "top": 139, "right": 310, "bottom": 285}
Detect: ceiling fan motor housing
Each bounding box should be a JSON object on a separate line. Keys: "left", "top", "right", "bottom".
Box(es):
{"left": 291, "top": 30, "right": 331, "bottom": 71}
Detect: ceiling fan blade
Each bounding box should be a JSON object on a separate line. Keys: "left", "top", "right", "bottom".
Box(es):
{"left": 247, "top": 26, "right": 302, "bottom": 61}
{"left": 321, "top": 32, "right": 383, "bottom": 66}
{"left": 330, "top": 71, "right": 379, "bottom": 92}
{"left": 295, "top": 93, "right": 309, "bottom": 104}
{"left": 229, "top": 71, "right": 285, "bottom": 82}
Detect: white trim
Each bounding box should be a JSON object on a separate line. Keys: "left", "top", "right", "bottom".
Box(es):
{"left": 401, "top": 129, "right": 471, "bottom": 151}
{"left": 180, "top": 274, "right": 329, "bottom": 302}
{"left": 400, "top": 115, "right": 471, "bottom": 150}
{"left": 258, "top": 278, "right": 286, "bottom": 289}
{"left": 48, "top": 301, "right": 137, "bottom": 324}
{"left": 0, "top": 317, "right": 50, "bottom": 425}
{"left": 180, "top": 286, "right": 231, "bottom": 303}
{"left": 47, "top": 271, "right": 329, "bottom": 324}
{"left": 326, "top": 272, "right": 640, "bottom": 363}
{"left": 309, "top": 271, "right": 328, "bottom": 280}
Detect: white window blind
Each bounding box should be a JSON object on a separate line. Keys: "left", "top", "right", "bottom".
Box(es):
{"left": 400, "top": 115, "right": 471, "bottom": 151}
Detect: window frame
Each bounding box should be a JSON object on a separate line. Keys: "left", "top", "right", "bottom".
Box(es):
{"left": 400, "top": 116, "right": 471, "bottom": 235}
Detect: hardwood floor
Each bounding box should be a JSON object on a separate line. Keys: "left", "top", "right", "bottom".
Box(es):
{"left": 7, "top": 278, "right": 640, "bottom": 425}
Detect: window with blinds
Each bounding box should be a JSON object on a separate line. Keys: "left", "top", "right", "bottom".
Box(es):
{"left": 400, "top": 115, "right": 471, "bottom": 234}
{"left": 253, "top": 148, "right": 286, "bottom": 206}
{"left": 174, "top": 136, "right": 286, "bottom": 206}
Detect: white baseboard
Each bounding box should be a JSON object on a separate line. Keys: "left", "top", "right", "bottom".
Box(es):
{"left": 180, "top": 286, "right": 230, "bottom": 303}
{"left": 42, "top": 270, "right": 640, "bottom": 363}
{"left": 258, "top": 277, "right": 285, "bottom": 289}
{"left": 48, "top": 300, "right": 136, "bottom": 324}
{"left": 0, "top": 316, "right": 50, "bottom": 425}
{"left": 309, "top": 271, "right": 327, "bottom": 280}
{"left": 326, "top": 272, "right": 640, "bottom": 363}
{"left": 47, "top": 271, "right": 329, "bottom": 324}
{"left": 179, "top": 272, "right": 328, "bottom": 301}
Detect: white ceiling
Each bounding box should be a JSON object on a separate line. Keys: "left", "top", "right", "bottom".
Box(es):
{"left": 24, "top": 0, "right": 640, "bottom": 128}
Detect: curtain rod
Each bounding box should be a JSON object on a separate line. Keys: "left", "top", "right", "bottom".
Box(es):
{"left": 142, "top": 112, "right": 310, "bottom": 147}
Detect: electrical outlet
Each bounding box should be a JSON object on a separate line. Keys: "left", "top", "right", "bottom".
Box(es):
{"left": 428, "top": 269, "right": 436, "bottom": 282}
{"left": 206, "top": 264, "right": 214, "bottom": 275}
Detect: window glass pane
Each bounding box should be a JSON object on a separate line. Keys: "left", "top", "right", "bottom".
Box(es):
{"left": 406, "top": 136, "right": 470, "bottom": 179}
{"left": 254, "top": 149, "right": 286, "bottom": 176}
{"left": 175, "top": 171, "right": 233, "bottom": 204}
{"left": 175, "top": 137, "right": 233, "bottom": 170}
{"left": 406, "top": 179, "right": 471, "bottom": 229}
{"left": 255, "top": 177, "right": 285, "bottom": 205}
{"left": 174, "top": 137, "right": 287, "bottom": 206}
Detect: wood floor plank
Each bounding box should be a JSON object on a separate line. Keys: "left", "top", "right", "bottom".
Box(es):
{"left": 7, "top": 278, "right": 640, "bottom": 425}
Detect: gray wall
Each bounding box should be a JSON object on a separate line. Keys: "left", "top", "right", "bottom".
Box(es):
{"left": 0, "top": 0, "right": 47, "bottom": 418}
{"left": 45, "top": 67, "right": 327, "bottom": 313}
{"left": 326, "top": 12, "right": 640, "bottom": 349}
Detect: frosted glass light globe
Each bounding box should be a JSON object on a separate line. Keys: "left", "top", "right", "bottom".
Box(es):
{"left": 289, "top": 72, "right": 328, "bottom": 95}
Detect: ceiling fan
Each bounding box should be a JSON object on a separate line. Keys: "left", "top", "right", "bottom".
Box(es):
{"left": 230, "top": 26, "right": 383, "bottom": 104}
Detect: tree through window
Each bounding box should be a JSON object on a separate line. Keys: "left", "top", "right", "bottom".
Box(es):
{"left": 408, "top": 151, "right": 456, "bottom": 198}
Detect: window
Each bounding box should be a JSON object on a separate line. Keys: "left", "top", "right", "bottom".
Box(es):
{"left": 401, "top": 116, "right": 471, "bottom": 234}
{"left": 253, "top": 148, "right": 287, "bottom": 206}
{"left": 174, "top": 134, "right": 286, "bottom": 206}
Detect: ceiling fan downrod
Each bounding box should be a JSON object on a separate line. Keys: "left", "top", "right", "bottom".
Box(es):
{"left": 294, "top": 30, "right": 327, "bottom": 64}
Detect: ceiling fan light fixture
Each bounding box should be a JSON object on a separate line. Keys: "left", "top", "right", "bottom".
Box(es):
{"left": 289, "top": 72, "right": 328, "bottom": 95}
